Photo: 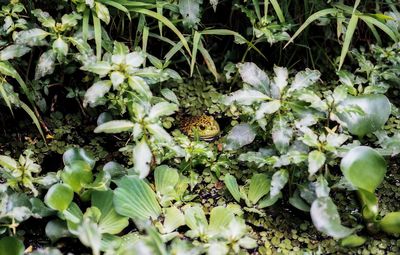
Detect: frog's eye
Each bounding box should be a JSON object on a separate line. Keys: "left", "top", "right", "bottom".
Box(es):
{"left": 199, "top": 125, "right": 206, "bottom": 130}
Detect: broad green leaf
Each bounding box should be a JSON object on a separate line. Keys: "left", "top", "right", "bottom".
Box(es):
{"left": 272, "top": 116, "right": 293, "bottom": 154}
{"left": 289, "top": 190, "right": 310, "bottom": 212}
{"left": 271, "top": 66, "right": 288, "bottom": 98}
{"left": 61, "top": 161, "right": 93, "bottom": 193}
{"left": 133, "top": 139, "right": 152, "bottom": 179}
{"left": 94, "top": 120, "right": 135, "bottom": 133}
{"left": 92, "top": 190, "right": 129, "bottom": 234}
{"left": 77, "top": 218, "right": 101, "bottom": 255}
{"left": 337, "top": 94, "right": 391, "bottom": 137}
{"left": 114, "top": 176, "right": 161, "bottom": 220}
{"left": 95, "top": 2, "right": 110, "bottom": 24}
{"left": 308, "top": 150, "right": 326, "bottom": 177}
{"left": 224, "top": 173, "right": 241, "bottom": 202}
{"left": 127, "top": 76, "right": 152, "bottom": 100}
{"left": 223, "top": 89, "right": 270, "bottom": 106}
{"left": 248, "top": 173, "right": 270, "bottom": 205}
{"left": 160, "top": 88, "right": 179, "bottom": 105}
{"left": 208, "top": 207, "right": 235, "bottom": 236}
{"left": 63, "top": 147, "right": 96, "bottom": 168}
{"left": 380, "top": 212, "right": 400, "bottom": 234}
{"left": 224, "top": 123, "right": 256, "bottom": 151}
{"left": 237, "top": 62, "right": 270, "bottom": 95}
{"left": 83, "top": 80, "right": 112, "bottom": 107}
{"left": 126, "top": 52, "right": 145, "bottom": 68}
{"left": 45, "top": 220, "right": 71, "bottom": 243}
{"left": 289, "top": 69, "right": 321, "bottom": 91}
{"left": 61, "top": 12, "right": 82, "bottom": 27}
{"left": 0, "top": 45, "right": 30, "bottom": 60}
{"left": 339, "top": 234, "right": 366, "bottom": 247}
{"left": 179, "top": 0, "right": 202, "bottom": 28}
{"left": 15, "top": 28, "right": 49, "bottom": 46}
{"left": 0, "top": 237, "right": 24, "bottom": 255}
{"left": 45, "top": 184, "right": 74, "bottom": 212}
{"left": 52, "top": 37, "right": 69, "bottom": 60}
{"left": 255, "top": 100, "right": 281, "bottom": 120}
{"left": 148, "top": 102, "right": 178, "bottom": 121}
{"left": 270, "top": 169, "right": 289, "bottom": 197}
{"left": 32, "top": 9, "right": 56, "bottom": 28}
{"left": 357, "top": 189, "right": 378, "bottom": 221}
{"left": 0, "top": 155, "right": 18, "bottom": 169}
{"left": 81, "top": 61, "right": 112, "bottom": 77}
{"left": 340, "top": 146, "right": 386, "bottom": 193}
{"left": 311, "top": 197, "right": 354, "bottom": 239}
{"left": 146, "top": 123, "right": 173, "bottom": 143}
{"left": 154, "top": 165, "right": 179, "bottom": 195}
{"left": 184, "top": 205, "right": 208, "bottom": 236}
{"left": 162, "top": 207, "right": 185, "bottom": 234}
{"left": 110, "top": 71, "right": 125, "bottom": 88}
{"left": 35, "top": 50, "right": 56, "bottom": 79}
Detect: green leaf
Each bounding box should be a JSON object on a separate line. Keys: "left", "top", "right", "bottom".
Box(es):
{"left": 154, "top": 165, "right": 179, "bottom": 195}
{"left": 45, "top": 220, "right": 71, "bottom": 243}
{"left": 52, "top": 37, "right": 69, "bottom": 60}
{"left": 311, "top": 197, "right": 354, "bottom": 239}
{"left": 162, "top": 207, "right": 185, "bottom": 234}
{"left": 133, "top": 139, "right": 152, "bottom": 179}
{"left": 32, "top": 9, "right": 56, "bottom": 28}
{"left": 179, "top": 0, "right": 202, "bottom": 28}
{"left": 110, "top": 71, "right": 125, "bottom": 88}
{"left": 0, "top": 155, "right": 18, "bottom": 169}
{"left": 127, "top": 76, "right": 152, "bottom": 100}
{"left": 61, "top": 161, "right": 93, "bottom": 193}
{"left": 208, "top": 206, "right": 235, "bottom": 235}
{"left": 147, "top": 102, "right": 178, "bottom": 121}
{"left": 237, "top": 62, "right": 270, "bottom": 95}
{"left": 337, "top": 94, "right": 391, "bottom": 137}
{"left": 255, "top": 100, "right": 281, "bottom": 120}
{"left": 113, "top": 176, "right": 161, "bottom": 220}
{"left": 248, "top": 173, "right": 270, "bottom": 205}
{"left": 45, "top": 184, "right": 74, "bottom": 212}
{"left": 95, "top": 2, "right": 110, "bottom": 24}
{"left": 308, "top": 150, "right": 326, "bottom": 177}
{"left": 338, "top": 12, "right": 358, "bottom": 70}
{"left": 357, "top": 189, "right": 378, "bottom": 222}
{"left": 190, "top": 31, "right": 201, "bottom": 77}
{"left": 0, "top": 237, "right": 24, "bottom": 255}
{"left": 224, "top": 174, "right": 241, "bottom": 202}
{"left": 270, "top": 169, "right": 289, "bottom": 197}
{"left": 63, "top": 148, "right": 96, "bottom": 169}
{"left": 92, "top": 12, "right": 102, "bottom": 60}
{"left": 224, "top": 123, "right": 256, "bottom": 151}
{"left": 380, "top": 212, "right": 400, "bottom": 234}
{"left": 92, "top": 190, "right": 129, "bottom": 234}
{"left": 77, "top": 217, "right": 101, "bottom": 255}
{"left": 339, "top": 234, "right": 366, "bottom": 247}
{"left": 340, "top": 146, "right": 386, "bottom": 193}
{"left": 289, "top": 69, "right": 321, "bottom": 92}
{"left": 83, "top": 80, "right": 112, "bottom": 107}
{"left": 0, "top": 45, "right": 30, "bottom": 61}
{"left": 81, "top": 61, "right": 112, "bottom": 76}
{"left": 223, "top": 89, "right": 270, "bottom": 106}
{"left": 15, "top": 28, "right": 49, "bottom": 46}
{"left": 35, "top": 50, "right": 56, "bottom": 79}
{"left": 94, "top": 120, "right": 135, "bottom": 133}
{"left": 146, "top": 123, "right": 173, "bottom": 143}
{"left": 272, "top": 116, "right": 293, "bottom": 154}
{"left": 184, "top": 205, "right": 207, "bottom": 236}
{"left": 61, "top": 12, "right": 82, "bottom": 27}
{"left": 160, "top": 88, "right": 179, "bottom": 105}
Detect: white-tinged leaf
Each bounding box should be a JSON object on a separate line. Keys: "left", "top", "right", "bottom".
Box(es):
{"left": 148, "top": 102, "right": 178, "bottom": 121}
{"left": 62, "top": 12, "right": 82, "bottom": 28}
{"left": 248, "top": 173, "right": 271, "bottom": 205}
{"left": 160, "top": 88, "right": 179, "bottom": 105}
{"left": 237, "top": 62, "right": 270, "bottom": 95}
{"left": 299, "top": 126, "right": 319, "bottom": 147}
{"left": 311, "top": 197, "right": 354, "bottom": 239}
{"left": 146, "top": 123, "right": 173, "bottom": 143}
{"left": 290, "top": 69, "right": 321, "bottom": 91}
{"left": 15, "top": 28, "right": 49, "bottom": 46}
{"left": 179, "top": 0, "right": 202, "bottom": 28}
{"left": 133, "top": 139, "right": 152, "bottom": 179}
{"left": 127, "top": 76, "right": 152, "bottom": 100}
{"left": 308, "top": 150, "right": 326, "bottom": 177}
{"left": 224, "top": 123, "right": 256, "bottom": 151}
{"left": 270, "top": 169, "right": 289, "bottom": 197}
{"left": 126, "top": 52, "right": 145, "bottom": 68}
{"left": 81, "top": 61, "right": 112, "bottom": 76}
{"left": 31, "top": 9, "right": 56, "bottom": 28}
{"left": 83, "top": 80, "right": 112, "bottom": 107}
{"left": 94, "top": 120, "right": 134, "bottom": 133}
{"left": 210, "top": 0, "right": 219, "bottom": 11}
{"left": 0, "top": 155, "right": 18, "bottom": 169}
{"left": 272, "top": 116, "right": 293, "bottom": 154}
{"left": 35, "top": 50, "right": 56, "bottom": 80}
{"left": 95, "top": 2, "right": 110, "bottom": 24}
{"left": 0, "top": 45, "right": 30, "bottom": 60}
{"left": 272, "top": 66, "right": 288, "bottom": 98}
{"left": 77, "top": 218, "right": 102, "bottom": 255}
{"left": 223, "top": 89, "right": 269, "bottom": 106}
{"left": 154, "top": 165, "right": 179, "bottom": 195}
{"left": 110, "top": 71, "right": 125, "bottom": 88}
{"left": 255, "top": 100, "right": 281, "bottom": 120}
{"left": 52, "top": 37, "right": 69, "bottom": 60}
{"left": 162, "top": 207, "right": 185, "bottom": 234}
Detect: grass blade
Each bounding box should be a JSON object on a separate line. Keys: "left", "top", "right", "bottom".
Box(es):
{"left": 92, "top": 12, "right": 102, "bottom": 60}
{"left": 82, "top": 9, "right": 90, "bottom": 42}
{"left": 252, "top": 0, "right": 261, "bottom": 20}
{"left": 190, "top": 31, "right": 201, "bottom": 76}
{"left": 99, "top": 0, "right": 131, "bottom": 19}
{"left": 270, "top": 0, "right": 285, "bottom": 23}
{"left": 20, "top": 101, "right": 45, "bottom": 141}
{"left": 359, "top": 15, "right": 399, "bottom": 42}
{"left": 0, "top": 79, "right": 13, "bottom": 115}
{"left": 338, "top": 14, "right": 358, "bottom": 70}
{"left": 198, "top": 41, "right": 219, "bottom": 81}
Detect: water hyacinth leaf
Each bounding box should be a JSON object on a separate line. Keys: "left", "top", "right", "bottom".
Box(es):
{"left": 223, "top": 89, "right": 270, "bottom": 106}
{"left": 289, "top": 190, "right": 310, "bottom": 212}
{"left": 248, "top": 173, "right": 270, "bottom": 205}
{"left": 208, "top": 207, "right": 235, "bottom": 235}
{"left": 311, "top": 197, "right": 354, "bottom": 239}
{"left": 0, "top": 45, "right": 30, "bottom": 60}
{"left": 224, "top": 173, "right": 241, "bottom": 202}
{"left": 44, "top": 184, "right": 74, "bottom": 212}
{"left": 94, "top": 120, "right": 135, "bottom": 134}
{"left": 237, "top": 62, "right": 270, "bottom": 95}
{"left": 0, "top": 236, "right": 24, "bottom": 255}
{"left": 15, "top": 28, "right": 49, "bottom": 46}
{"left": 184, "top": 206, "right": 208, "bottom": 233}
{"left": 113, "top": 176, "right": 161, "bottom": 220}
{"left": 83, "top": 80, "right": 112, "bottom": 107}
{"left": 162, "top": 207, "right": 185, "bottom": 234}
{"left": 340, "top": 146, "right": 386, "bottom": 193}
{"left": 77, "top": 218, "right": 101, "bottom": 255}
{"left": 339, "top": 234, "right": 366, "bottom": 248}
{"left": 45, "top": 220, "right": 71, "bottom": 243}
{"left": 92, "top": 191, "right": 128, "bottom": 234}
{"left": 61, "top": 161, "right": 93, "bottom": 193}
{"left": 258, "top": 193, "right": 282, "bottom": 208}
{"left": 336, "top": 95, "right": 391, "bottom": 137}
{"left": 154, "top": 165, "right": 179, "bottom": 195}
{"left": 35, "top": 50, "right": 56, "bottom": 80}
{"left": 289, "top": 69, "right": 321, "bottom": 92}
{"left": 148, "top": 102, "right": 178, "bottom": 121}
{"left": 63, "top": 148, "right": 95, "bottom": 168}
{"left": 308, "top": 150, "right": 326, "bottom": 177}
{"left": 357, "top": 189, "right": 379, "bottom": 221}
{"left": 270, "top": 169, "right": 289, "bottom": 197}
{"left": 380, "top": 212, "right": 400, "bottom": 234}
{"left": 224, "top": 123, "right": 256, "bottom": 151}
{"left": 255, "top": 100, "right": 281, "bottom": 120}
{"left": 133, "top": 139, "right": 152, "bottom": 179}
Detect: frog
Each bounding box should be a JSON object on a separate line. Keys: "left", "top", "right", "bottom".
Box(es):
{"left": 179, "top": 114, "right": 220, "bottom": 141}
